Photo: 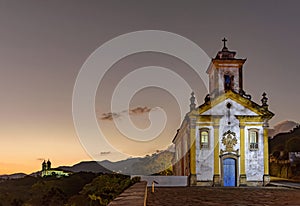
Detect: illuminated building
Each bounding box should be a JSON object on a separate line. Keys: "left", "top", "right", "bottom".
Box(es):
{"left": 173, "top": 39, "right": 274, "bottom": 186}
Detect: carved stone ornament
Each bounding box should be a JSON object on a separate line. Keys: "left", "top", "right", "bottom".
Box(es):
{"left": 220, "top": 130, "right": 239, "bottom": 155}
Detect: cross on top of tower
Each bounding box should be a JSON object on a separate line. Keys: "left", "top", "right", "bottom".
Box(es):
{"left": 222, "top": 37, "right": 228, "bottom": 49}
{"left": 215, "top": 38, "right": 237, "bottom": 60}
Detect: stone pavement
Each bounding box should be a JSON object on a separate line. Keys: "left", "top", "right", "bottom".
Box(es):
{"left": 269, "top": 181, "right": 300, "bottom": 189}
{"left": 147, "top": 187, "right": 300, "bottom": 206}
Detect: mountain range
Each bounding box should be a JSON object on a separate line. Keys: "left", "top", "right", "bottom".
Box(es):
{"left": 58, "top": 150, "right": 174, "bottom": 175}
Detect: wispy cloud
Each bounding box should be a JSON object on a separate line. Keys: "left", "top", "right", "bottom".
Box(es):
{"left": 99, "top": 151, "right": 111, "bottom": 155}
{"left": 100, "top": 106, "right": 152, "bottom": 121}
{"left": 129, "top": 106, "right": 151, "bottom": 114}
{"left": 94, "top": 151, "right": 112, "bottom": 157}
{"left": 101, "top": 112, "right": 121, "bottom": 120}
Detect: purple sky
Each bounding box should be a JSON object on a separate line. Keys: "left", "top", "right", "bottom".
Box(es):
{"left": 0, "top": 0, "right": 299, "bottom": 174}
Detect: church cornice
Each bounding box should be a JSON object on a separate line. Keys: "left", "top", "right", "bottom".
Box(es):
{"left": 235, "top": 115, "right": 269, "bottom": 122}
{"left": 206, "top": 57, "right": 246, "bottom": 75}
{"left": 212, "top": 58, "right": 246, "bottom": 65}
{"left": 197, "top": 90, "right": 274, "bottom": 118}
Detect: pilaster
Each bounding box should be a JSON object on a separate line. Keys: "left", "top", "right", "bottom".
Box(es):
{"left": 213, "top": 123, "right": 220, "bottom": 186}
{"left": 263, "top": 126, "right": 270, "bottom": 186}
{"left": 239, "top": 124, "right": 247, "bottom": 186}
{"left": 189, "top": 117, "right": 196, "bottom": 186}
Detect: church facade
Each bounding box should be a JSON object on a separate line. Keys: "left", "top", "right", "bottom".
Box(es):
{"left": 172, "top": 39, "right": 274, "bottom": 186}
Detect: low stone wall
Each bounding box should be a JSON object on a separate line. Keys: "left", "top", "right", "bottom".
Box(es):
{"left": 133, "top": 175, "right": 188, "bottom": 187}
{"left": 108, "top": 181, "right": 147, "bottom": 206}
{"left": 270, "top": 162, "right": 293, "bottom": 179}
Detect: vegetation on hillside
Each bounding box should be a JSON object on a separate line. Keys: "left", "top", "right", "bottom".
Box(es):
{"left": 0, "top": 172, "right": 139, "bottom": 206}
{"left": 269, "top": 125, "right": 300, "bottom": 179}
{"left": 100, "top": 150, "right": 174, "bottom": 175}
{"left": 130, "top": 150, "right": 174, "bottom": 175}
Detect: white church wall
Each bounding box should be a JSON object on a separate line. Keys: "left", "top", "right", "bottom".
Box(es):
{"left": 195, "top": 125, "right": 214, "bottom": 181}
{"left": 219, "top": 115, "right": 240, "bottom": 153}
{"left": 203, "top": 99, "right": 245, "bottom": 153}
{"left": 245, "top": 125, "right": 264, "bottom": 181}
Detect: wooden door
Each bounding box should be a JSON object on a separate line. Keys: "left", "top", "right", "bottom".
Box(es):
{"left": 223, "top": 158, "right": 236, "bottom": 186}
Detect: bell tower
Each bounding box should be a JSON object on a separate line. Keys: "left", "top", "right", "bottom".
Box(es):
{"left": 207, "top": 38, "right": 247, "bottom": 99}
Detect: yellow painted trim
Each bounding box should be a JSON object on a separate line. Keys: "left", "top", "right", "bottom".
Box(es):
{"left": 196, "top": 115, "right": 223, "bottom": 122}
{"left": 196, "top": 122, "right": 213, "bottom": 125}
{"left": 241, "top": 123, "right": 264, "bottom": 127}
{"left": 263, "top": 128, "right": 269, "bottom": 174}
{"left": 236, "top": 116, "right": 265, "bottom": 122}
{"left": 190, "top": 127, "right": 196, "bottom": 175}
{"left": 197, "top": 116, "right": 213, "bottom": 122}
{"left": 213, "top": 126, "right": 220, "bottom": 175}
{"left": 240, "top": 126, "right": 246, "bottom": 175}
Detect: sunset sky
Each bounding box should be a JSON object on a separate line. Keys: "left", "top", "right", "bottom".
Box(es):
{"left": 1, "top": 0, "right": 300, "bottom": 174}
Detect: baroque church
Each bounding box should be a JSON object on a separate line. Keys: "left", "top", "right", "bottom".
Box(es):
{"left": 172, "top": 39, "right": 274, "bottom": 186}
{"left": 41, "top": 159, "right": 69, "bottom": 178}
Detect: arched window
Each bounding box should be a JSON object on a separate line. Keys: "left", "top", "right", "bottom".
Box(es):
{"left": 249, "top": 129, "right": 259, "bottom": 150}
{"left": 200, "top": 129, "right": 209, "bottom": 149}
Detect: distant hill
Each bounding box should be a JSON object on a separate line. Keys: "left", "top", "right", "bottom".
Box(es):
{"left": 269, "top": 120, "right": 299, "bottom": 138}
{"left": 269, "top": 125, "right": 300, "bottom": 153}
{"left": 0, "top": 173, "right": 27, "bottom": 180}
{"left": 57, "top": 161, "right": 112, "bottom": 173}
{"left": 99, "top": 158, "right": 143, "bottom": 174}
{"left": 100, "top": 150, "right": 174, "bottom": 175}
